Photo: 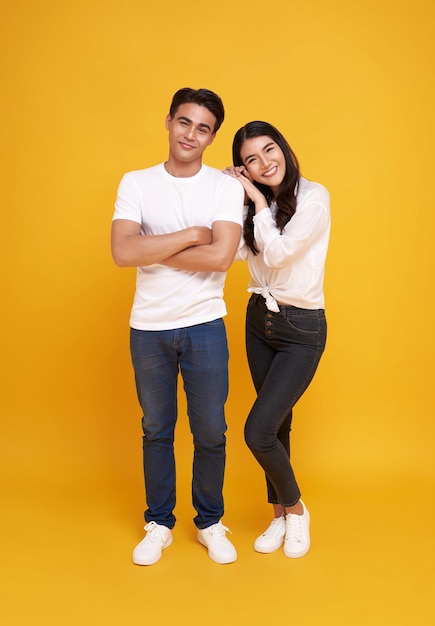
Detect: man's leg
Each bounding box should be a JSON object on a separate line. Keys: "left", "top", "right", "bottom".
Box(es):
{"left": 130, "top": 327, "right": 179, "bottom": 529}
{"left": 179, "top": 319, "right": 229, "bottom": 529}
{"left": 175, "top": 320, "right": 236, "bottom": 564}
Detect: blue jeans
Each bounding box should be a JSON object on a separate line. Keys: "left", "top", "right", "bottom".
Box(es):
{"left": 244, "top": 294, "right": 327, "bottom": 507}
{"left": 130, "top": 319, "right": 229, "bottom": 530}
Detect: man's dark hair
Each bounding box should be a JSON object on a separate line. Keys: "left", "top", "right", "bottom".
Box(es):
{"left": 169, "top": 88, "right": 225, "bottom": 133}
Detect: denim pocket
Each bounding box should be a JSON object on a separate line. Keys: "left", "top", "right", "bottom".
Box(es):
{"left": 278, "top": 309, "right": 326, "bottom": 349}
{"left": 282, "top": 313, "right": 320, "bottom": 334}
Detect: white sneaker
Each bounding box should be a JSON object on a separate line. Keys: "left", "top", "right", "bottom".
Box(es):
{"left": 254, "top": 514, "right": 286, "bottom": 553}
{"left": 283, "top": 500, "right": 310, "bottom": 558}
{"left": 197, "top": 521, "right": 237, "bottom": 564}
{"left": 132, "top": 521, "right": 173, "bottom": 565}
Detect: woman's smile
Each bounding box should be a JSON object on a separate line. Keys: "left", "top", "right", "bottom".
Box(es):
{"left": 262, "top": 165, "right": 279, "bottom": 178}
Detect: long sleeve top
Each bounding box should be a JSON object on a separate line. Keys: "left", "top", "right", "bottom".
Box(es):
{"left": 238, "top": 177, "right": 330, "bottom": 312}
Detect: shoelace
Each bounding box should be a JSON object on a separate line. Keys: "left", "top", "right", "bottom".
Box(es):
{"left": 285, "top": 514, "right": 303, "bottom": 543}
{"left": 262, "top": 516, "right": 285, "bottom": 538}
{"left": 208, "top": 523, "right": 231, "bottom": 541}
{"left": 144, "top": 521, "right": 167, "bottom": 543}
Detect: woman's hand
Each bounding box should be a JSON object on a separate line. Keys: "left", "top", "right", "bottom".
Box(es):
{"left": 223, "top": 166, "right": 268, "bottom": 212}
{"left": 223, "top": 165, "right": 252, "bottom": 180}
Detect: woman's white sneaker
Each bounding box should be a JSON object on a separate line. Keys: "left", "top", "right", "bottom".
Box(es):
{"left": 132, "top": 521, "right": 173, "bottom": 565}
{"left": 283, "top": 500, "right": 310, "bottom": 558}
{"left": 254, "top": 515, "right": 286, "bottom": 553}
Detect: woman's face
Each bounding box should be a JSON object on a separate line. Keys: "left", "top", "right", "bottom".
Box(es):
{"left": 239, "top": 135, "right": 286, "bottom": 195}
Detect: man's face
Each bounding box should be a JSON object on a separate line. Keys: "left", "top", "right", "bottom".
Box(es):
{"left": 165, "top": 103, "right": 217, "bottom": 164}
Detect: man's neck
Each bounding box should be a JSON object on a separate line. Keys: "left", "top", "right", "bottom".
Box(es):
{"left": 164, "top": 157, "right": 203, "bottom": 178}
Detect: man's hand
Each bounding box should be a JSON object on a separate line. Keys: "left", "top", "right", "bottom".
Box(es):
{"left": 190, "top": 226, "right": 213, "bottom": 246}
{"left": 162, "top": 221, "right": 242, "bottom": 273}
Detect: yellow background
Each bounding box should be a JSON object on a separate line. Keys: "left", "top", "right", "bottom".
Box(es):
{"left": 1, "top": 0, "right": 434, "bottom": 624}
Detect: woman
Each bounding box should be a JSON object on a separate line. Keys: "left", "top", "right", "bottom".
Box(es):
{"left": 224, "top": 121, "right": 330, "bottom": 558}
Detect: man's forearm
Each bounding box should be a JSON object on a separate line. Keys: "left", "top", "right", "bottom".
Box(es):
{"left": 111, "top": 222, "right": 212, "bottom": 267}
{"left": 163, "top": 244, "right": 231, "bottom": 272}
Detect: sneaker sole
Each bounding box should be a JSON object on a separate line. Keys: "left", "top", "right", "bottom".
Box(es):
{"left": 283, "top": 543, "right": 310, "bottom": 558}
{"left": 254, "top": 541, "right": 284, "bottom": 554}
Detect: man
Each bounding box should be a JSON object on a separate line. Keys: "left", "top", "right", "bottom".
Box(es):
{"left": 111, "top": 88, "right": 244, "bottom": 565}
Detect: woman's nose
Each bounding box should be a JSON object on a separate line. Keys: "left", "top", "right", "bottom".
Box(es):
{"left": 259, "top": 154, "right": 270, "bottom": 168}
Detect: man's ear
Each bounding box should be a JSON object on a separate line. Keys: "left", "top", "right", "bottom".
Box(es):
{"left": 208, "top": 132, "right": 216, "bottom": 146}
{"left": 165, "top": 114, "right": 172, "bottom": 130}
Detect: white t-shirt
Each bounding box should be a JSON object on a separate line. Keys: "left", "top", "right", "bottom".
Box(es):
{"left": 237, "top": 177, "right": 330, "bottom": 311}
{"left": 113, "top": 163, "right": 244, "bottom": 330}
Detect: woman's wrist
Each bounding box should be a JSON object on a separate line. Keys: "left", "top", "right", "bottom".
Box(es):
{"left": 254, "top": 197, "right": 269, "bottom": 213}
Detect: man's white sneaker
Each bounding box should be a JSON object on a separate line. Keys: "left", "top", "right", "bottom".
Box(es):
{"left": 132, "top": 521, "right": 173, "bottom": 565}
{"left": 283, "top": 500, "right": 310, "bottom": 558}
{"left": 197, "top": 521, "right": 237, "bottom": 564}
{"left": 254, "top": 514, "right": 286, "bottom": 553}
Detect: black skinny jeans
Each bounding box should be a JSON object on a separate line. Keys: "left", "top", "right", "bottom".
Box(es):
{"left": 244, "top": 294, "right": 327, "bottom": 506}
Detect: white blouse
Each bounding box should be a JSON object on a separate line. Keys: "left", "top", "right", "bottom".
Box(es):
{"left": 237, "top": 177, "right": 330, "bottom": 311}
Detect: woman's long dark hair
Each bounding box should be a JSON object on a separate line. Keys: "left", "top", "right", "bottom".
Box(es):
{"left": 232, "top": 121, "right": 300, "bottom": 255}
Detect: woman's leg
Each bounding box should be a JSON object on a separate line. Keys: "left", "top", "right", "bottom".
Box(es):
{"left": 244, "top": 295, "right": 326, "bottom": 507}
